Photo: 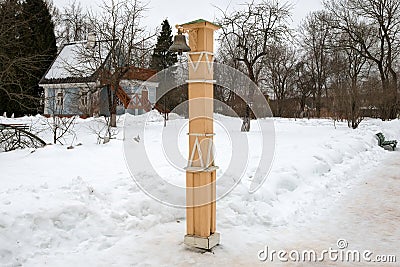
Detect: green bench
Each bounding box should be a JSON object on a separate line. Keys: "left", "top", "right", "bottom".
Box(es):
{"left": 376, "top": 133, "right": 397, "bottom": 151}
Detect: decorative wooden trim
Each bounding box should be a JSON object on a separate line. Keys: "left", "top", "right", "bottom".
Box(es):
{"left": 187, "top": 51, "right": 214, "bottom": 73}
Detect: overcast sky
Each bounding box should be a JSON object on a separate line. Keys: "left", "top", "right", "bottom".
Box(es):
{"left": 53, "top": 0, "right": 323, "bottom": 32}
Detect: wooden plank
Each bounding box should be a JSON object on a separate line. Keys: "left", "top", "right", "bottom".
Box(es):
{"left": 193, "top": 173, "right": 200, "bottom": 236}
{"left": 211, "top": 170, "right": 216, "bottom": 233}
{"left": 193, "top": 172, "right": 211, "bottom": 237}
{"left": 186, "top": 172, "right": 194, "bottom": 236}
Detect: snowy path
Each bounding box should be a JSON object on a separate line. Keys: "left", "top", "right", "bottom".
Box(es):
{"left": 206, "top": 152, "right": 400, "bottom": 266}
{"left": 299, "top": 152, "right": 400, "bottom": 262}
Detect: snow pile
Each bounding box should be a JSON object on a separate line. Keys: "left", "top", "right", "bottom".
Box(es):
{"left": 222, "top": 118, "right": 394, "bottom": 227}
{"left": 0, "top": 114, "right": 399, "bottom": 265}
{"left": 142, "top": 110, "right": 184, "bottom": 122}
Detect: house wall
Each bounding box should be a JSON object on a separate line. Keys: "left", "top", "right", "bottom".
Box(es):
{"left": 42, "top": 84, "right": 94, "bottom": 116}
{"left": 44, "top": 87, "right": 78, "bottom": 115}
{"left": 98, "top": 87, "right": 110, "bottom": 116}
{"left": 120, "top": 81, "right": 158, "bottom": 115}
{"left": 42, "top": 81, "right": 158, "bottom": 117}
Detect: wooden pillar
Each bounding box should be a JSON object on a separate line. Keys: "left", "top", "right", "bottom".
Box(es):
{"left": 180, "top": 20, "right": 220, "bottom": 250}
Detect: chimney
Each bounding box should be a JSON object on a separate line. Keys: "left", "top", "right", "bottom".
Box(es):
{"left": 87, "top": 32, "right": 96, "bottom": 49}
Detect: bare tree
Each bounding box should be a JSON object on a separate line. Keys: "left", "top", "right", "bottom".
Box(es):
{"left": 299, "top": 11, "right": 332, "bottom": 118}
{"left": 48, "top": 115, "right": 77, "bottom": 145}
{"left": 0, "top": 123, "right": 46, "bottom": 152}
{"left": 262, "top": 43, "right": 297, "bottom": 117}
{"left": 330, "top": 39, "right": 368, "bottom": 128}
{"left": 324, "top": 0, "right": 400, "bottom": 120}
{"left": 87, "top": 116, "right": 119, "bottom": 144}
{"left": 89, "top": 0, "right": 153, "bottom": 127}
{"left": 217, "top": 0, "right": 292, "bottom": 131}
{"left": 43, "top": 95, "right": 77, "bottom": 145}
{"left": 293, "top": 61, "right": 314, "bottom": 118}
{"left": 215, "top": 41, "right": 248, "bottom": 117}
{"left": 54, "top": 0, "right": 90, "bottom": 45}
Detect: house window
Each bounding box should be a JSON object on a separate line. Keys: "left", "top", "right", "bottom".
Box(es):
{"left": 116, "top": 97, "right": 123, "bottom": 106}
{"left": 80, "top": 92, "right": 89, "bottom": 107}
{"left": 56, "top": 92, "right": 63, "bottom": 107}
{"left": 149, "top": 89, "right": 156, "bottom": 102}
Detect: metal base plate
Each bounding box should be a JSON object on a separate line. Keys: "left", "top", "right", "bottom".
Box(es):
{"left": 184, "top": 233, "right": 220, "bottom": 250}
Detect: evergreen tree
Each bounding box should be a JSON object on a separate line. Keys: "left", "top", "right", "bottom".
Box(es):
{"left": 0, "top": 0, "right": 56, "bottom": 116}
{"left": 22, "top": 0, "right": 57, "bottom": 113}
{"left": 150, "top": 19, "right": 177, "bottom": 71}
{"left": 151, "top": 19, "right": 182, "bottom": 126}
{"left": 151, "top": 20, "right": 188, "bottom": 125}
{"left": 0, "top": 0, "right": 28, "bottom": 115}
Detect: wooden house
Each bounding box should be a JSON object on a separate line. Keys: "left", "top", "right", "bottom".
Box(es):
{"left": 39, "top": 35, "right": 158, "bottom": 117}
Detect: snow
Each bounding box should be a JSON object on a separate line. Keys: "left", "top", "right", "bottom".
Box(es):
{"left": 44, "top": 41, "right": 111, "bottom": 81}
{"left": 0, "top": 113, "right": 399, "bottom": 265}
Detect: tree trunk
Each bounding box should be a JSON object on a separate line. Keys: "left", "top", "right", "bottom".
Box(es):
{"left": 110, "top": 114, "right": 117, "bottom": 128}
{"left": 389, "top": 76, "right": 398, "bottom": 120}
{"left": 241, "top": 63, "right": 256, "bottom": 132}
{"left": 241, "top": 105, "right": 251, "bottom": 132}
{"left": 316, "top": 84, "right": 322, "bottom": 118}
{"left": 108, "top": 84, "right": 117, "bottom": 128}
{"left": 299, "top": 96, "right": 306, "bottom": 117}
{"left": 110, "top": 89, "right": 117, "bottom": 128}
{"left": 349, "top": 78, "right": 362, "bottom": 129}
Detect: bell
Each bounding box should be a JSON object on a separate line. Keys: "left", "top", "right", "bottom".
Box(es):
{"left": 169, "top": 32, "right": 191, "bottom": 55}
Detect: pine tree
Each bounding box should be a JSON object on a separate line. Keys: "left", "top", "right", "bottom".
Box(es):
{"left": 150, "top": 19, "right": 177, "bottom": 71}
{"left": 151, "top": 20, "right": 186, "bottom": 126}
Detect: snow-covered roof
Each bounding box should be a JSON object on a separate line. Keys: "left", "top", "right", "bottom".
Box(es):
{"left": 40, "top": 40, "right": 113, "bottom": 85}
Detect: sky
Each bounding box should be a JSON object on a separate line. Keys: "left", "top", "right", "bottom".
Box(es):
{"left": 53, "top": 0, "right": 324, "bottom": 33}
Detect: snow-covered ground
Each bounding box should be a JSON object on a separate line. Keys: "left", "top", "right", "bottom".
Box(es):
{"left": 0, "top": 113, "right": 399, "bottom": 266}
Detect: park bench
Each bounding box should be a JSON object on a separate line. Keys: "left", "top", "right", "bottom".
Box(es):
{"left": 0, "top": 123, "right": 46, "bottom": 152}
{"left": 376, "top": 132, "right": 397, "bottom": 151}
{"left": 0, "top": 123, "right": 29, "bottom": 131}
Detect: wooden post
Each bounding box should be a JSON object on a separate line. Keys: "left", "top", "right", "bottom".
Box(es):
{"left": 180, "top": 20, "right": 221, "bottom": 250}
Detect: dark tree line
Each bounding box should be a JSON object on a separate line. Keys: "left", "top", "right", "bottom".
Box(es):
{"left": 325, "top": 0, "right": 400, "bottom": 122}
{"left": 0, "top": 0, "right": 57, "bottom": 116}
{"left": 217, "top": 0, "right": 400, "bottom": 129}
